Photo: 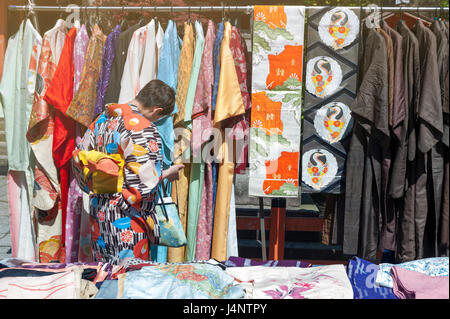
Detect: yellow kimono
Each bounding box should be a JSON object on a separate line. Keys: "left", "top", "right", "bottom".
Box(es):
{"left": 210, "top": 21, "right": 246, "bottom": 261}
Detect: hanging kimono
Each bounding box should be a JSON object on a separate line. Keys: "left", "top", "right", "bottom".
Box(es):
{"left": 431, "top": 20, "right": 449, "bottom": 258}
{"left": 0, "top": 19, "right": 42, "bottom": 261}
{"left": 230, "top": 26, "right": 251, "bottom": 175}
{"left": 343, "top": 27, "right": 390, "bottom": 260}
{"left": 226, "top": 26, "right": 252, "bottom": 259}
{"left": 192, "top": 20, "right": 216, "bottom": 261}
{"left": 104, "top": 22, "right": 143, "bottom": 105}
{"left": 118, "top": 19, "right": 163, "bottom": 103}
{"left": 210, "top": 22, "right": 225, "bottom": 227}
{"left": 412, "top": 20, "right": 443, "bottom": 259}
{"left": 156, "top": 19, "right": 181, "bottom": 170}
{"left": 185, "top": 20, "right": 205, "bottom": 262}
{"left": 441, "top": 71, "right": 449, "bottom": 256}
{"left": 66, "top": 25, "right": 106, "bottom": 127}
{"left": 395, "top": 20, "right": 421, "bottom": 263}
{"left": 94, "top": 24, "right": 121, "bottom": 116}
{"left": 210, "top": 21, "right": 246, "bottom": 262}
{"left": 380, "top": 21, "right": 406, "bottom": 253}
{"left": 73, "top": 25, "right": 89, "bottom": 94}
{"left": 68, "top": 24, "right": 90, "bottom": 263}
{"left": 26, "top": 19, "right": 67, "bottom": 263}
{"left": 150, "top": 20, "right": 181, "bottom": 263}
{"left": 43, "top": 26, "right": 78, "bottom": 254}
{"left": 168, "top": 22, "right": 194, "bottom": 263}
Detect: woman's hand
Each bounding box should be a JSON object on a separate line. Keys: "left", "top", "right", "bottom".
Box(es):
{"left": 162, "top": 164, "right": 184, "bottom": 182}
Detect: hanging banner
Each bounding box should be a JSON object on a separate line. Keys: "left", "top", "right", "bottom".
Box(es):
{"left": 248, "top": 5, "right": 305, "bottom": 198}
{"left": 301, "top": 6, "right": 360, "bottom": 193}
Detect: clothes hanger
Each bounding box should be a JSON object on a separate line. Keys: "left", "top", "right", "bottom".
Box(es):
{"left": 153, "top": 6, "right": 158, "bottom": 25}
{"left": 119, "top": 2, "right": 128, "bottom": 31}
{"left": 234, "top": 6, "right": 240, "bottom": 28}
{"left": 187, "top": 6, "right": 191, "bottom": 24}
{"left": 197, "top": 6, "right": 201, "bottom": 23}
{"left": 137, "top": 6, "right": 146, "bottom": 26}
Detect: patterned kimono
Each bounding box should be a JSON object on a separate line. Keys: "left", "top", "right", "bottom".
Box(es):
{"left": 27, "top": 19, "right": 67, "bottom": 263}
{"left": 73, "top": 103, "right": 162, "bottom": 265}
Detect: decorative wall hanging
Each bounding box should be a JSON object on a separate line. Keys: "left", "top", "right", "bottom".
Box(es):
{"left": 248, "top": 5, "right": 305, "bottom": 198}
{"left": 300, "top": 6, "right": 360, "bottom": 194}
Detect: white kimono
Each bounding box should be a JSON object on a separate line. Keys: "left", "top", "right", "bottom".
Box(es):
{"left": 118, "top": 19, "right": 164, "bottom": 103}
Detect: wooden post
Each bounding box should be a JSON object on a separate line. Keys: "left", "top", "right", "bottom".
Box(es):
{"left": 258, "top": 197, "right": 267, "bottom": 261}
{"left": 269, "top": 198, "right": 286, "bottom": 260}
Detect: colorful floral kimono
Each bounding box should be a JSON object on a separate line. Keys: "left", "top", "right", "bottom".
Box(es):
{"left": 73, "top": 103, "right": 162, "bottom": 265}
{"left": 27, "top": 19, "right": 67, "bottom": 263}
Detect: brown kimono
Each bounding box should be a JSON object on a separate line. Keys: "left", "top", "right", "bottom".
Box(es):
{"left": 343, "top": 27, "right": 390, "bottom": 260}
{"left": 432, "top": 20, "right": 450, "bottom": 257}
{"left": 395, "top": 20, "right": 421, "bottom": 263}
{"left": 412, "top": 20, "right": 443, "bottom": 259}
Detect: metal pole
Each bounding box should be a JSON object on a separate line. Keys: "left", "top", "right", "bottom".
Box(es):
{"left": 7, "top": 5, "right": 450, "bottom": 13}
{"left": 7, "top": 5, "right": 254, "bottom": 13}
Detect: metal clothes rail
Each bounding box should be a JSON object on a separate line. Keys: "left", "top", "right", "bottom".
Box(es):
{"left": 7, "top": 5, "right": 450, "bottom": 13}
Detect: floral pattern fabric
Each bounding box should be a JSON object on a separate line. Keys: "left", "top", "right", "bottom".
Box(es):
{"left": 94, "top": 24, "right": 121, "bottom": 116}
{"left": 230, "top": 26, "right": 251, "bottom": 175}
{"left": 66, "top": 25, "right": 106, "bottom": 127}
{"left": 226, "top": 264, "right": 353, "bottom": 299}
{"left": 375, "top": 257, "right": 449, "bottom": 288}
{"left": 121, "top": 263, "right": 245, "bottom": 299}
{"left": 73, "top": 24, "right": 89, "bottom": 94}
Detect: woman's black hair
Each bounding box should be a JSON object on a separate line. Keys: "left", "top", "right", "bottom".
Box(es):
{"left": 135, "top": 79, "right": 176, "bottom": 117}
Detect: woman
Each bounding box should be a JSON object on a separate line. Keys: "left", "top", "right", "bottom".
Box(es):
{"left": 73, "top": 79, "right": 183, "bottom": 265}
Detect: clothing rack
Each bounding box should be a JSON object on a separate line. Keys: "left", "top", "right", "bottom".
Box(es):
{"left": 5, "top": 3, "right": 449, "bottom": 264}
{"left": 7, "top": 5, "right": 450, "bottom": 13}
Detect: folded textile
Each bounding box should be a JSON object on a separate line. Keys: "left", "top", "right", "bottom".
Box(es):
{"left": 376, "top": 257, "right": 449, "bottom": 288}
{"left": 121, "top": 263, "right": 245, "bottom": 299}
{"left": 390, "top": 266, "right": 449, "bottom": 299}
{"left": 346, "top": 257, "right": 397, "bottom": 299}
{"left": 226, "top": 264, "right": 353, "bottom": 299}
{"left": 225, "top": 256, "right": 312, "bottom": 268}
{"left": 0, "top": 268, "right": 59, "bottom": 279}
{"left": 94, "top": 279, "right": 119, "bottom": 299}
{"left": 0, "top": 267, "right": 83, "bottom": 299}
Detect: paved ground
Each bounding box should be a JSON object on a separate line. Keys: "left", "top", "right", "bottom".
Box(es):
{"left": 0, "top": 174, "right": 12, "bottom": 260}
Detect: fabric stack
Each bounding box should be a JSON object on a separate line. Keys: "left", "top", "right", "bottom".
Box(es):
{"left": 1, "top": 256, "right": 446, "bottom": 299}
{"left": 347, "top": 256, "right": 449, "bottom": 299}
